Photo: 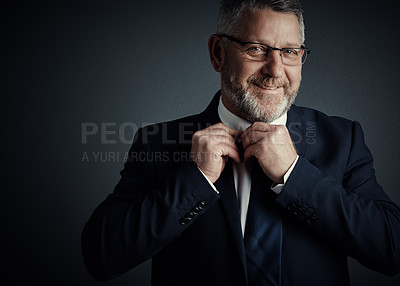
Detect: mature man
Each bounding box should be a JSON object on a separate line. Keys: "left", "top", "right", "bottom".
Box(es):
{"left": 82, "top": 0, "right": 400, "bottom": 285}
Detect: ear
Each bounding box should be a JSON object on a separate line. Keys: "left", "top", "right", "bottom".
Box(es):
{"left": 208, "top": 34, "right": 225, "bottom": 72}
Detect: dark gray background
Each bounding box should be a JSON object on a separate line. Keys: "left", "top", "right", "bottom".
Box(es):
{"left": 4, "top": 0, "right": 400, "bottom": 285}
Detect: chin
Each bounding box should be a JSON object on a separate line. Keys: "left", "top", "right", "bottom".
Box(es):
{"left": 242, "top": 91, "right": 290, "bottom": 123}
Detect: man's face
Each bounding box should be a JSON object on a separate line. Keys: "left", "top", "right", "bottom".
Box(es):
{"left": 221, "top": 8, "right": 302, "bottom": 123}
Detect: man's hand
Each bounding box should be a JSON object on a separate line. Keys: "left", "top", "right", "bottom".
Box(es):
{"left": 241, "top": 122, "right": 297, "bottom": 184}
{"left": 191, "top": 123, "right": 242, "bottom": 183}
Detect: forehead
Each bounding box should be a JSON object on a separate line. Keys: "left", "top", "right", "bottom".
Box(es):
{"left": 236, "top": 8, "right": 300, "bottom": 46}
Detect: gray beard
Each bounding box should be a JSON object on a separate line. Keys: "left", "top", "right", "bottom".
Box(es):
{"left": 221, "top": 67, "right": 299, "bottom": 123}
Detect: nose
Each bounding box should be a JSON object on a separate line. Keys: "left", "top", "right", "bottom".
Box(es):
{"left": 261, "top": 50, "right": 284, "bottom": 78}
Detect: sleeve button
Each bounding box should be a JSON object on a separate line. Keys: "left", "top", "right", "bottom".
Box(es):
{"left": 287, "top": 203, "right": 296, "bottom": 211}
{"left": 180, "top": 218, "right": 188, "bottom": 225}
{"left": 197, "top": 201, "right": 207, "bottom": 209}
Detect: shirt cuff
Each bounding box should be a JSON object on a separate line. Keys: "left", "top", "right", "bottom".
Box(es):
{"left": 197, "top": 167, "right": 219, "bottom": 194}
{"left": 271, "top": 155, "right": 299, "bottom": 195}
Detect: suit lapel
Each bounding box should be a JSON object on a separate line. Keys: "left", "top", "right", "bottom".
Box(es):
{"left": 194, "top": 91, "right": 247, "bottom": 271}
{"left": 281, "top": 105, "right": 306, "bottom": 245}
{"left": 214, "top": 160, "right": 248, "bottom": 277}
{"left": 201, "top": 92, "right": 248, "bottom": 273}
{"left": 287, "top": 105, "right": 306, "bottom": 158}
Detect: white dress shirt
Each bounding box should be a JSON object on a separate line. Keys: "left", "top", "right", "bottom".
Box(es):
{"left": 199, "top": 96, "right": 298, "bottom": 236}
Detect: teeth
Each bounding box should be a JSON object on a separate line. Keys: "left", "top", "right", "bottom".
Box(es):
{"left": 254, "top": 83, "right": 279, "bottom": 90}
{"left": 259, "top": 85, "right": 277, "bottom": 90}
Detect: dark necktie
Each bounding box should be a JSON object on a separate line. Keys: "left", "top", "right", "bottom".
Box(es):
{"left": 235, "top": 136, "right": 245, "bottom": 161}
{"left": 244, "top": 160, "right": 282, "bottom": 286}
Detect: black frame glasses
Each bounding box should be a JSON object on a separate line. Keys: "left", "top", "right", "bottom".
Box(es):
{"left": 219, "top": 34, "right": 310, "bottom": 66}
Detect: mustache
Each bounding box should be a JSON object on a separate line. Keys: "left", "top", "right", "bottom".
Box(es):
{"left": 247, "top": 75, "right": 288, "bottom": 88}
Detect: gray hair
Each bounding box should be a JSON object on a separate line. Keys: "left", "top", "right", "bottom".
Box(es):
{"left": 217, "top": 0, "right": 305, "bottom": 44}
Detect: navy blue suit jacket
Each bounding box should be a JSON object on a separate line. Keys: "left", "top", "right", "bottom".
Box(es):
{"left": 82, "top": 92, "right": 400, "bottom": 286}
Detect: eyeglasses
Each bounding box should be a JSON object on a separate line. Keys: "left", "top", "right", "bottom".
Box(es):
{"left": 220, "top": 34, "right": 310, "bottom": 66}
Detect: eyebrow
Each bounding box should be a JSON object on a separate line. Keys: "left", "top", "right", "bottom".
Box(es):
{"left": 250, "top": 38, "right": 301, "bottom": 48}
{"left": 285, "top": 42, "right": 302, "bottom": 48}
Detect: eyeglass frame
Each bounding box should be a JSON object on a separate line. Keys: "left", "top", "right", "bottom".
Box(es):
{"left": 218, "top": 34, "right": 310, "bottom": 66}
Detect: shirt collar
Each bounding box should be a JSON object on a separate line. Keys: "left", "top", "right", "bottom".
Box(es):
{"left": 217, "top": 96, "right": 287, "bottom": 131}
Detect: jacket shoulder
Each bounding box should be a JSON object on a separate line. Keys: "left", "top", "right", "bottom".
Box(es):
{"left": 290, "top": 105, "right": 355, "bottom": 134}
{"left": 291, "top": 105, "right": 352, "bottom": 124}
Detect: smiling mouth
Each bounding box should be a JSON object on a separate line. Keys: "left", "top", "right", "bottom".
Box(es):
{"left": 253, "top": 83, "right": 280, "bottom": 90}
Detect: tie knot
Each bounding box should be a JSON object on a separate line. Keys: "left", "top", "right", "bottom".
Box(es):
{"left": 235, "top": 137, "right": 245, "bottom": 160}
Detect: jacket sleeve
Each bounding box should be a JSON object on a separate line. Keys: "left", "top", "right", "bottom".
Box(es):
{"left": 276, "top": 121, "right": 400, "bottom": 275}
{"left": 81, "top": 127, "right": 220, "bottom": 281}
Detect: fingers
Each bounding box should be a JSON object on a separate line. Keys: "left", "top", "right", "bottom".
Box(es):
{"left": 191, "top": 123, "right": 243, "bottom": 182}
{"left": 221, "top": 144, "right": 242, "bottom": 164}
{"left": 192, "top": 142, "right": 241, "bottom": 163}
{"left": 239, "top": 122, "right": 297, "bottom": 183}
{"left": 200, "top": 123, "right": 242, "bottom": 137}
{"left": 241, "top": 123, "right": 284, "bottom": 149}
{"left": 193, "top": 123, "right": 242, "bottom": 158}
{"left": 243, "top": 121, "right": 277, "bottom": 133}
